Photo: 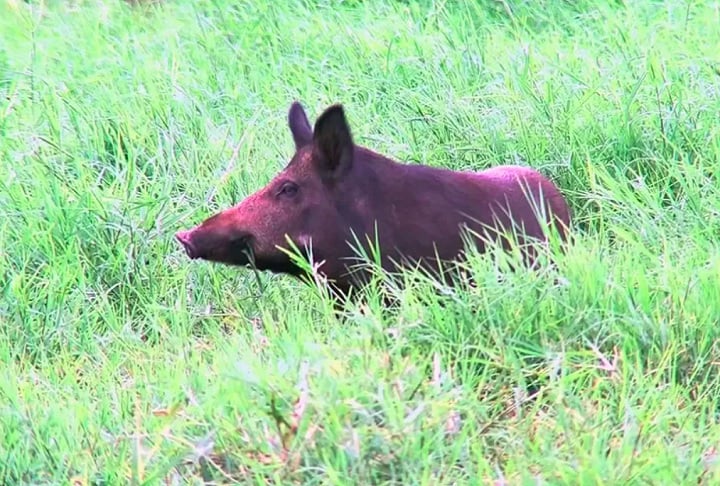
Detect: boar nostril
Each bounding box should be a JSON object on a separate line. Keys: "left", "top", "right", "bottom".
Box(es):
{"left": 175, "top": 230, "right": 197, "bottom": 259}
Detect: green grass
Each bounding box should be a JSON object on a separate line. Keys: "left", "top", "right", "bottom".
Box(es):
{"left": 1, "top": 0, "right": 720, "bottom": 483}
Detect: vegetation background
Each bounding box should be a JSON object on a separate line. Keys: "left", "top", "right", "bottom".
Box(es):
{"left": 1, "top": 0, "right": 719, "bottom": 483}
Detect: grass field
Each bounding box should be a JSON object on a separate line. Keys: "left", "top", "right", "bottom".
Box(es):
{"left": 2, "top": 0, "right": 720, "bottom": 483}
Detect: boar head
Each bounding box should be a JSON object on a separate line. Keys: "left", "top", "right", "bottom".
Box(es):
{"left": 175, "top": 102, "right": 371, "bottom": 293}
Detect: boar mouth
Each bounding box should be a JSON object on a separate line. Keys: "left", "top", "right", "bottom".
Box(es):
{"left": 228, "top": 234, "right": 255, "bottom": 265}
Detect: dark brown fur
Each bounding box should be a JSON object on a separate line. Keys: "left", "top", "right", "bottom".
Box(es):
{"left": 175, "top": 102, "right": 571, "bottom": 299}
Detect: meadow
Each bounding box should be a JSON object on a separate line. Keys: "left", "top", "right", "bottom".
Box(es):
{"left": 1, "top": 0, "right": 720, "bottom": 483}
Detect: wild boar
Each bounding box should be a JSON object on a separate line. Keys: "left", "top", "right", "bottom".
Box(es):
{"left": 175, "top": 101, "right": 571, "bottom": 300}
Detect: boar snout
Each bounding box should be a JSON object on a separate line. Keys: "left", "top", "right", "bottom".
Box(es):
{"left": 175, "top": 226, "right": 255, "bottom": 265}
{"left": 175, "top": 230, "right": 198, "bottom": 259}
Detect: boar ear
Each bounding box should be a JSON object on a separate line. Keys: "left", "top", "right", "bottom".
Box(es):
{"left": 312, "top": 104, "right": 354, "bottom": 181}
{"left": 288, "top": 101, "right": 313, "bottom": 149}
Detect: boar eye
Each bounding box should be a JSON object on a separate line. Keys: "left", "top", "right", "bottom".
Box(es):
{"left": 277, "top": 181, "right": 299, "bottom": 198}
